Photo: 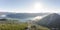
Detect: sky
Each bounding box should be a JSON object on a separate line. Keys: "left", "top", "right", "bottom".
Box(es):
{"left": 0, "top": 0, "right": 60, "bottom": 13}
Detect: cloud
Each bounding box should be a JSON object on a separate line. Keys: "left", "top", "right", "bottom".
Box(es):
{"left": 32, "top": 16, "right": 42, "bottom": 20}
{"left": 0, "top": 7, "right": 60, "bottom": 13}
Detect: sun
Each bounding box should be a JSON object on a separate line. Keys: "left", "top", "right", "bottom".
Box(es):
{"left": 30, "top": 2, "right": 43, "bottom": 13}
{"left": 33, "top": 2, "right": 43, "bottom": 10}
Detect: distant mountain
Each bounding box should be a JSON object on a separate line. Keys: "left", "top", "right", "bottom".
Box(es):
{"left": 0, "top": 12, "right": 50, "bottom": 22}
{"left": 36, "top": 13, "right": 60, "bottom": 28}
{"left": 6, "top": 13, "right": 49, "bottom": 19}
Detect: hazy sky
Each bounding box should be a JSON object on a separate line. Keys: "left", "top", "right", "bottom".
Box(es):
{"left": 0, "top": 0, "right": 60, "bottom": 13}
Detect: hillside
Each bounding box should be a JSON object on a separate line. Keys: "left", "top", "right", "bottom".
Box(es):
{"left": 37, "top": 13, "right": 60, "bottom": 28}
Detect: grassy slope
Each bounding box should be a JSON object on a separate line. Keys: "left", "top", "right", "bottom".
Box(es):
{"left": 0, "top": 18, "right": 50, "bottom": 30}
{"left": 0, "top": 23, "right": 27, "bottom": 30}
{"left": 0, "top": 23, "right": 50, "bottom": 30}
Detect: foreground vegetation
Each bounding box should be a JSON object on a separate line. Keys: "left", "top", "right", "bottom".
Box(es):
{"left": 0, "top": 23, "right": 27, "bottom": 30}
{"left": 0, "top": 19, "right": 50, "bottom": 30}
{"left": 0, "top": 23, "right": 50, "bottom": 30}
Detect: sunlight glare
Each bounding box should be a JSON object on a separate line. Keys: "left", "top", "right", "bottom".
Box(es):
{"left": 32, "top": 16, "right": 42, "bottom": 21}
{"left": 33, "top": 2, "right": 43, "bottom": 10}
